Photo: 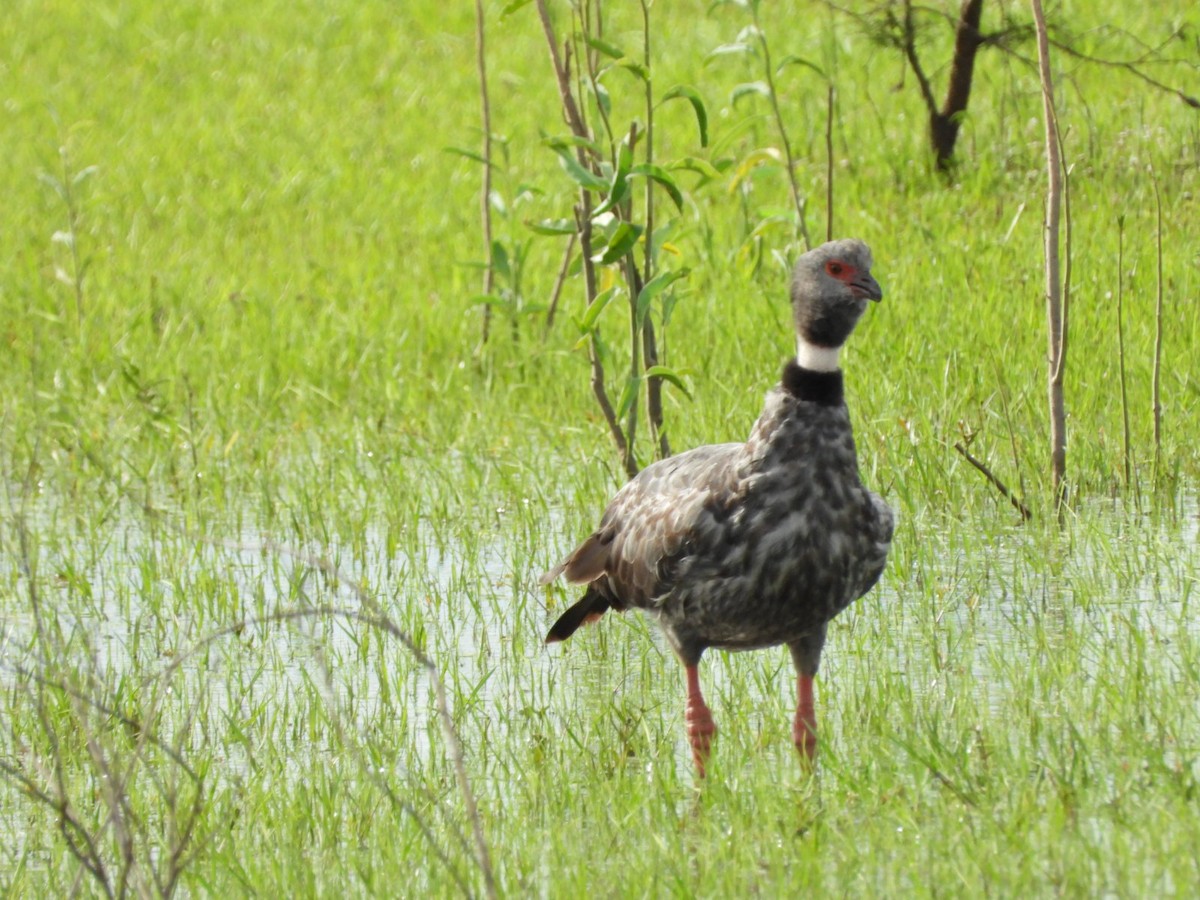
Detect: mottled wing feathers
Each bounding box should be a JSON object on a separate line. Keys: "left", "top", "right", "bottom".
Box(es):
{"left": 540, "top": 443, "right": 744, "bottom": 613}
{"left": 603, "top": 444, "right": 743, "bottom": 605}
{"left": 538, "top": 530, "right": 612, "bottom": 586}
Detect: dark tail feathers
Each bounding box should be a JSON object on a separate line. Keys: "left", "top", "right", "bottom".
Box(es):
{"left": 545, "top": 587, "right": 610, "bottom": 644}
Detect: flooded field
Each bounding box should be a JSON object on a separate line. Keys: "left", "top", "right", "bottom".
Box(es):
{"left": 5, "top": 486, "right": 1199, "bottom": 891}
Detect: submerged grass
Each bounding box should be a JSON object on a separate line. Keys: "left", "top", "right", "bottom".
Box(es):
{"left": 2, "top": 0, "right": 1199, "bottom": 895}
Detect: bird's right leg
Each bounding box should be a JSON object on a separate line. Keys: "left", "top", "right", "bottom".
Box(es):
{"left": 793, "top": 672, "right": 817, "bottom": 762}
{"left": 684, "top": 664, "right": 717, "bottom": 776}
{"left": 789, "top": 627, "right": 827, "bottom": 766}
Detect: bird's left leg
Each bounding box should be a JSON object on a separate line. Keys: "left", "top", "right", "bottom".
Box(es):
{"left": 788, "top": 626, "right": 827, "bottom": 764}
{"left": 794, "top": 672, "right": 817, "bottom": 761}
{"left": 684, "top": 664, "right": 717, "bottom": 776}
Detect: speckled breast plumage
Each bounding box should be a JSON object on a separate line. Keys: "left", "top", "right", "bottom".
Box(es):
{"left": 585, "top": 362, "right": 894, "bottom": 666}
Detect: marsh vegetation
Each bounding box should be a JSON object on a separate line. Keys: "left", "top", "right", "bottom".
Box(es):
{"left": 1, "top": 0, "right": 1198, "bottom": 895}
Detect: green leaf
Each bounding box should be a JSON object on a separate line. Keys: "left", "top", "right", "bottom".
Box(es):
{"left": 706, "top": 42, "right": 753, "bottom": 61}
{"left": 594, "top": 222, "right": 643, "bottom": 265}
{"left": 592, "top": 80, "right": 611, "bottom": 117}
{"left": 500, "top": 0, "right": 532, "bottom": 15}
{"left": 735, "top": 24, "right": 764, "bottom": 43}
{"left": 616, "top": 139, "right": 634, "bottom": 174}
{"left": 776, "top": 55, "right": 827, "bottom": 80}
{"left": 553, "top": 149, "right": 608, "bottom": 191}
{"left": 615, "top": 375, "right": 640, "bottom": 421}
{"left": 37, "top": 171, "right": 67, "bottom": 201}
{"left": 592, "top": 141, "right": 634, "bottom": 217}
{"left": 644, "top": 365, "right": 693, "bottom": 400}
{"left": 525, "top": 218, "right": 577, "bottom": 236}
{"left": 585, "top": 35, "right": 625, "bottom": 59}
{"left": 649, "top": 218, "right": 680, "bottom": 263}
{"left": 731, "top": 81, "right": 771, "bottom": 105}
{"left": 745, "top": 213, "right": 794, "bottom": 241}
{"left": 635, "top": 268, "right": 690, "bottom": 325}
{"left": 729, "top": 147, "right": 784, "bottom": 192}
{"left": 543, "top": 133, "right": 604, "bottom": 155}
{"left": 616, "top": 61, "right": 650, "bottom": 83}
{"left": 630, "top": 164, "right": 684, "bottom": 211}
{"left": 491, "top": 241, "right": 511, "bottom": 281}
{"left": 71, "top": 165, "right": 99, "bottom": 186}
{"left": 660, "top": 85, "right": 708, "bottom": 147}
{"left": 591, "top": 179, "right": 630, "bottom": 218}
{"left": 579, "top": 286, "right": 618, "bottom": 331}
{"left": 669, "top": 156, "right": 722, "bottom": 180}
{"left": 442, "top": 146, "right": 492, "bottom": 167}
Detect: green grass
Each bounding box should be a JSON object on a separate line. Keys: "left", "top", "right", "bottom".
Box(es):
{"left": 2, "top": 0, "right": 1200, "bottom": 895}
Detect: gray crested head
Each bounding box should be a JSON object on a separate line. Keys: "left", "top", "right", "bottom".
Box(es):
{"left": 790, "top": 238, "right": 883, "bottom": 349}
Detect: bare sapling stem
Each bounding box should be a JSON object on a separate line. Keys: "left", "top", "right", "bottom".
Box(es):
{"left": 643, "top": 318, "right": 667, "bottom": 459}
{"left": 475, "top": 0, "right": 495, "bottom": 346}
{"left": 639, "top": 0, "right": 669, "bottom": 460}
{"left": 825, "top": 83, "right": 835, "bottom": 242}
{"left": 1031, "top": 0, "right": 1067, "bottom": 511}
{"left": 1151, "top": 171, "right": 1164, "bottom": 484}
{"left": 1116, "top": 215, "right": 1132, "bottom": 490}
{"left": 543, "top": 232, "right": 577, "bottom": 332}
{"left": 580, "top": 3, "right": 615, "bottom": 147}
{"left": 752, "top": 4, "right": 811, "bottom": 251}
{"left": 640, "top": 0, "right": 655, "bottom": 291}
{"left": 535, "top": 0, "right": 632, "bottom": 475}
{"left": 580, "top": 203, "right": 633, "bottom": 474}
{"left": 623, "top": 198, "right": 642, "bottom": 469}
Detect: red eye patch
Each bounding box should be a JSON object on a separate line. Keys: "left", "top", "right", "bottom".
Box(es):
{"left": 825, "top": 260, "right": 856, "bottom": 281}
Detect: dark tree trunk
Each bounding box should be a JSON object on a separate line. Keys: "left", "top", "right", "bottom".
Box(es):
{"left": 931, "top": 0, "right": 986, "bottom": 170}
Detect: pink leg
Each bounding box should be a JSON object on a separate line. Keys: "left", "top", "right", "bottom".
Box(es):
{"left": 793, "top": 673, "right": 817, "bottom": 762}
{"left": 684, "top": 665, "right": 717, "bottom": 776}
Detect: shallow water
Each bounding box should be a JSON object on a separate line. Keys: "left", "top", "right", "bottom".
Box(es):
{"left": 2, "top": 491, "right": 1199, "bottom": 841}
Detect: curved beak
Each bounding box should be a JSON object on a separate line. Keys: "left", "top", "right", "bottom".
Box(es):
{"left": 853, "top": 273, "right": 883, "bottom": 302}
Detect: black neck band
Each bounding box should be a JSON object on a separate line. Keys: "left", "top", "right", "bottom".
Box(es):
{"left": 781, "top": 360, "right": 844, "bottom": 406}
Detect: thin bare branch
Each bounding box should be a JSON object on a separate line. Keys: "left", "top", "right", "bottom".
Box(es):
{"left": 475, "top": 0, "right": 496, "bottom": 346}
{"left": 543, "top": 232, "right": 577, "bottom": 332}
{"left": 954, "top": 442, "right": 1033, "bottom": 521}
{"left": 2, "top": 662, "right": 201, "bottom": 782}
{"left": 535, "top": 0, "right": 633, "bottom": 476}
{"left": 535, "top": 0, "right": 589, "bottom": 144}
{"left": 752, "top": 5, "right": 811, "bottom": 250}
{"left": 18, "top": 440, "right": 498, "bottom": 898}
{"left": 203, "top": 542, "right": 498, "bottom": 900}
{"left": 900, "top": 0, "right": 940, "bottom": 117}
{"left": 1151, "top": 171, "right": 1164, "bottom": 481}
{"left": 1031, "top": 0, "right": 1067, "bottom": 509}
{"left": 1116, "top": 215, "right": 1131, "bottom": 489}
{"left": 825, "top": 84, "right": 835, "bottom": 242}
{"left": 1048, "top": 35, "right": 1200, "bottom": 109}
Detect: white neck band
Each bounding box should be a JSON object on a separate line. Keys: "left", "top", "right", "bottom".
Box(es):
{"left": 796, "top": 338, "right": 841, "bottom": 372}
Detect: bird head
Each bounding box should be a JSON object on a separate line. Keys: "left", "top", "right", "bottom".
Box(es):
{"left": 790, "top": 238, "right": 882, "bottom": 352}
